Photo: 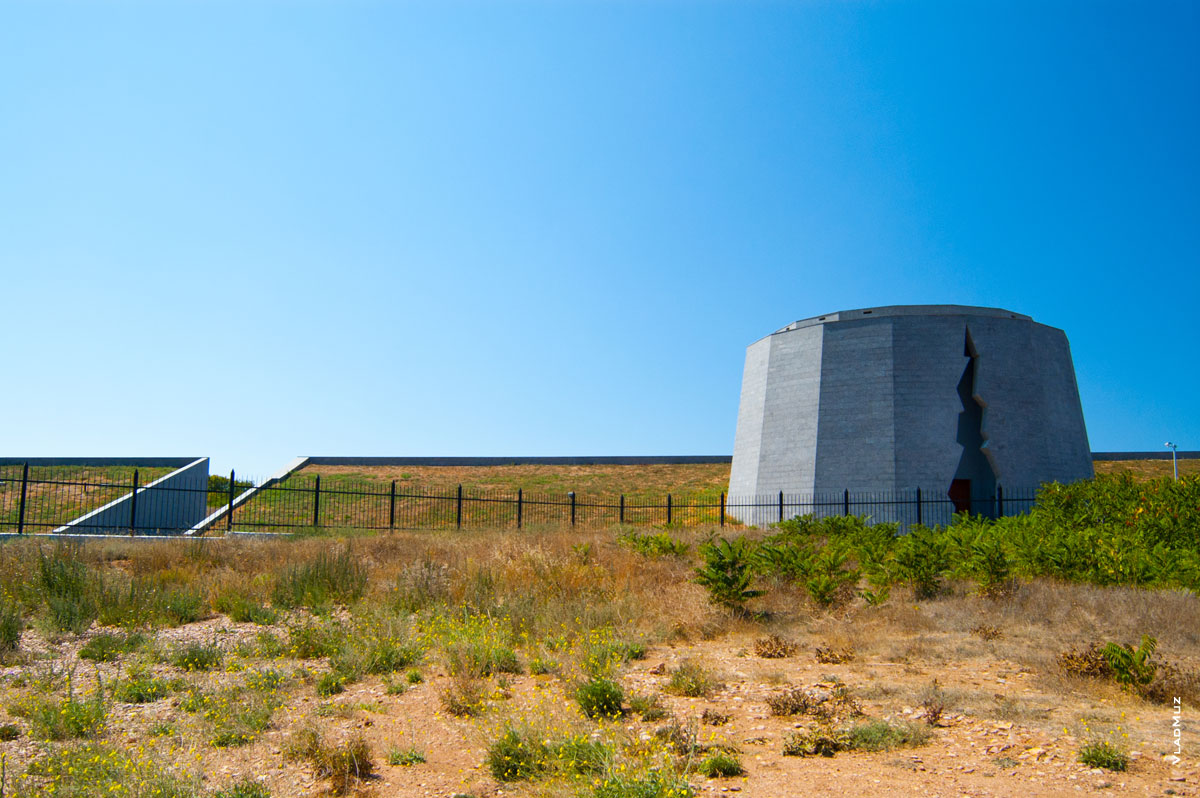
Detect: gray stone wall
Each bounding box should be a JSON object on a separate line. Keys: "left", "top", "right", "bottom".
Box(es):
{"left": 728, "top": 336, "right": 773, "bottom": 498}
{"left": 729, "top": 305, "right": 1093, "bottom": 522}
{"left": 814, "top": 318, "right": 895, "bottom": 490}
{"left": 757, "top": 325, "right": 824, "bottom": 495}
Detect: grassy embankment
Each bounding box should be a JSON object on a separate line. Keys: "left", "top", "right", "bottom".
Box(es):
{"left": 0, "top": 466, "right": 175, "bottom": 533}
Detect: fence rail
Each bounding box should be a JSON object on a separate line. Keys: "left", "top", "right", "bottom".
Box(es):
{"left": 0, "top": 464, "right": 1041, "bottom": 536}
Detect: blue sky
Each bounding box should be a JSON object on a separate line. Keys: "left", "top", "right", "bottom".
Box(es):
{"left": 3, "top": 1, "right": 1197, "bottom": 479}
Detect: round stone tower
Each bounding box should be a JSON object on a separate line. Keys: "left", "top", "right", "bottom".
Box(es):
{"left": 728, "top": 304, "right": 1092, "bottom": 522}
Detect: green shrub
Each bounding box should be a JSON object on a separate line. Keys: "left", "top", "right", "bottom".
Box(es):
{"left": 38, "top": 544, "right": 98, "bottom": 633}
{"left": 803, "top": 544, "right": 860, "bottom": 607}
{"left": 317, "top": 672, "right": 346, "bottom": 697}
{"left": 272, "top": 546, "right": 367, "bottom": 610}
{"left": 628, "top": 693, "right": 667, "bottom": 721}
{"left": 966, "top": 532, "right": 1015, "bottom": 597}
{"left": 289, "top": 622, "right": 342, "bottom": 659}
{"left": 695, "top": 537, "right": 763, "bottom": 613}
{"left": 486, "top": 728, "right": 549, "bottom": 782}
{"left": 286, "top": 726, "right": 375, "bottom": 795}
{"left": 618, "top": 530, "right": 690, "bottom": 558}
{"left": 529, "top": 657, "right": 558, "bottom": 675}
{"left": 237, "top": 630, "right": 286, "bottom": 659}
{"left": 782, "top": 725, "right": 849, "bottom": 757}
{"left": 245, "top": 668, "right": 287, "bottom": 691}
{"left": 665, "top": 660, "right": 722, "bottom": 698}
{"left": 25, "top": 742, "right": 200, "bottom": 797}
{"left": 207, "top": 689, "right": 280, "bottom": 748}
{"left": 1078, "top": 740, "right": 1128, "bottom": 771}
{"left": 179, "top": 686, "right": 210, "bottom": 713}
{"left": 96, "top": 577, "right": 161, "bottom": 629}
{"left": 576, "top": 677, "right": 624, "bottom": 719}
{"left": 11, "top": 692, "right": 106, "bottom": 740}
{"left": 892, "top": 525, "right": 949, "bottom": 599}
{"left": 113, "top": 673, "right": 174, "bottom": 704}
{"left": 845, "top": 719, "right": 931, "bottom": 751}
{"left": 577, "top": 635, "right": 645, "bottom": 679}
{"left": 0, "top": 600, "right": 23, "bottom": 655}
{"left": 212, "top": 729, "right": 255, "bottom": 748}
{"left": 160, "top": 587, "right": 206, "bottom": 626}
{"left": 213, "top": 777, "right": 271, "bottom": 798}
{"left": 1103, "top": 634, "right": 1158, "bottom": 688}
{"left": 444, "top": 638, "right": 521, "bottom": 677}
{"left": 440, "top": 675, "right": 487, "bottom": 717}
{"left": 331, "top": 632, "right": 422, "bottom": 679}
{"left": 698, "top": 750, "right": 744, "bottom": 777}
{"left": 215, "top": 592, "right": 278, "bottom": 625}
{"left": 0, "top": 722, "right": 20, "bottom": 740}
{"left": 592, "top": 772, "right": 695, "bottom": 798}
{"left": 171, "top": 642, "right": 224, "bottom": 671}
{"left": 554, "top": 736, "right": 609, "bottom": 775}
{"left": 386, "top": 746, "right": 426, "bottom": 766}
{"left": 149, "top": 721, "right": 175, "bottom": 737}
{"left": 79, "top": 632, "right": 138, "bottom": 663}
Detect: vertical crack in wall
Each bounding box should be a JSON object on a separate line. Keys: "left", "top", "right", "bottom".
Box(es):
{"left": 953, "top": 327, "right": 997, "bottom": 509}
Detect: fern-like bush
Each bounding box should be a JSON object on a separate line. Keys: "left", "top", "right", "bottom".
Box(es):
{"left": 1102, "top": 634, "right": 1157, "bottom": 688}
{"left": 695, "top": 537, "right": 763, "bottom": 613}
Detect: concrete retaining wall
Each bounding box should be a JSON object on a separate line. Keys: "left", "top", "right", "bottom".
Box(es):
{"left": 54, "top": 457, "right": 210, "bottom": 535}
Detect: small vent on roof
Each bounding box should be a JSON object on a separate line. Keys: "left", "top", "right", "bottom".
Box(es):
{"left": 863, "top": 310, "right": 873, "bottom": 314}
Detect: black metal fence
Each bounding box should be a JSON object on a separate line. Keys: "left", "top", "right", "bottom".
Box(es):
{"left": 0, "top": 464, "right": 1041, "bottom": 536}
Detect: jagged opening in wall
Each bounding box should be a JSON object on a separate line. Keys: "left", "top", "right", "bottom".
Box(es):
{"left": 950, "top": 328, "right": 997, "bottom": 516}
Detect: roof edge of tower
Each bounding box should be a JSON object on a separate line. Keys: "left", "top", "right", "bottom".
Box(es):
{"left": 767, "top": 305, "right": 1034, "bottom": 337}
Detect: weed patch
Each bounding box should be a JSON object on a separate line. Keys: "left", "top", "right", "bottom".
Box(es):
{"left": 171, "top": 642, "right": 223, "bottom": 671}
{"left": 272, "top": 546, "right": 367, "bottom": 611}
{"left": 286, "top": 726, "right": 375, "bottom": 795}
{"left": 753, "top": 634, "right": 797, "bottom": 659}
{"left": 1078, "top": 740, "right": 1128, "bottom": 771}
{"left": 576, "top": 677, "right": 624, "bottom": 719}
{"left": 664, "top": 660, "right": 721, "bottom": 698}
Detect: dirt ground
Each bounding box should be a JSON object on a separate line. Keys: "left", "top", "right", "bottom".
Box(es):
{"left": 3, "top": 617, "right": 1194, "bottom": 798}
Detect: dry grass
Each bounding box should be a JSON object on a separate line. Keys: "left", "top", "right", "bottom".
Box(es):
{"left": 1094, "top": 458, "right": 1200, "bottom": 479}
{"left": 296, "top": 462, "right": 732, "bottom": 497}
{"left": 0, "top": 524, "right": 1196, "bottom": 796}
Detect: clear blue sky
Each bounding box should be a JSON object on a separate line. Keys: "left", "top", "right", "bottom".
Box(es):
{"left": 3, "top": 1, "right": 1197, "bottom": 480}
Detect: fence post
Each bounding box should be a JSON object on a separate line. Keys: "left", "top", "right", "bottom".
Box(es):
{"left": 517, "top": 488, "right": 523, "bottom": 529}
{"left": 720, "top": 492, "right": 725, "bottom": 527}
{"left": 129, "top": 469, "right": 140, "bottom": 536}
{"left": 389, "top": 480, "right": 396, "bottom": 530}
{"left": 619, "top": 494, "right": 625, "bottom": 524}
{"left": 226, "top": 470, "right": 236, "bottom": 532}
{"left": 569, "top": 492, "right": 576, "bottom": 526}
{"left": 997, "top": 484, "right": 1004, "bottom": 518}
{"left": 843, "top": 488, "right": 850, "bottom": 517}
{"left": 778, "top": 490, "right": 784, "bottom": 523}
{"left": 456, "top": 484, "right": 463, "bottom": 529}
{"left": 312, "top": 475, "right": 321, "bottom": 528}
{"left": 666, "top": 494, "right": 672, "bottom": 525}
{"left": 16, "top": 463, "right": 29, "bottom": 535}
{"left": 916, "top": 487, "right": 922, "bottom": 526}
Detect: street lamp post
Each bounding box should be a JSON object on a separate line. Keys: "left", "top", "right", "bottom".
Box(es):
{"left": 1165, "top": 442, "right": 1178, "bottom": 481}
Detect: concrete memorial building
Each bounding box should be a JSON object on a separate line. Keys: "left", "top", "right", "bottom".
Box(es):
{"left": 728, "top": 305, "right": 1092, "bottom": 523}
